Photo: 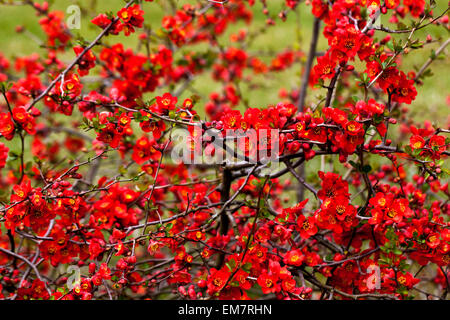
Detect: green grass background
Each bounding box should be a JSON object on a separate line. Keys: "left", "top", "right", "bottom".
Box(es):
{"left": 0, "top": 0, "right": 448, "bottom": 202}
{"left": 0, "top": 0, "right": 448, "bottom": 125}
{"left": 0, "top": 0, "right": 447, "bottom": 202}
{"left": 0, "top": 1, "right": 448, "bottom": 298}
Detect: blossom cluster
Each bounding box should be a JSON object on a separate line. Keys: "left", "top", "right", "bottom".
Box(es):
{"left": 0, "top": 0, "right": 448, "bottom": 301}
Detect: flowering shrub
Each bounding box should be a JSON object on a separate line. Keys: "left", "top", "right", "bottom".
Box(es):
{"left": 0, "top": 0, "right": 448, "bottom": 300}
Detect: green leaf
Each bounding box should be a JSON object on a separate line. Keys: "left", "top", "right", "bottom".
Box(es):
{"left": 430, "top": 49, "right": 436, "bottom": 60}
{"left": 386, "top": 41, "right": 394, "bottom": 52}
{"left": 410, "top": 42, "right": 423, "bottom": 49}
{"left": 351, "top": 96, "right": 360, "bottom": 103}
{"left": 225, "top": 258, "right": 236, "bottom": 272}
{"left": 147, "top": 97, "right": 157, "bottom": 106}
{"left": 0, "top": 81, "right": 13, "bottom": 94}
{"left": 348, "top": 160, "right": 359, "bottom": 170}
{"left": 242, "top": 262, "right": 252, "bottom": 273}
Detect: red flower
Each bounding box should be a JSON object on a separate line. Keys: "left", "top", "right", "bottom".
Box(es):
{"left": 403, "top": 0, "right": 425, "bottom": 17}
{"left": 11, "top": 179, "right": 31, "bottom": 202}
{"left": 429, "top": 135, "right": 446, "bottom": 154}
{"left": 73, "top": 46, "right": 96, "bottom": 76}
{"left": 257, "top": 271, "right": 279, "bottom": 294}
{"left": 12, "top": 106, "right": 28, "bottom": 123}
{"left": 17, "top": 279, "right": 49, "bottom": 300}
{"left": 344, "top": 120, "right": 364, "bottom": 136}
{"left": 410, "top": 135, "right": 425, "bottom": 150}
{"left": 328, "top": 108, "right": 347, "bottom": 126}
{"left": 117, "top": 5, "right": 144, "bottom": 36}
{"left": 369, "top": 192, "right": 392, "bottom": 209}
{"left": 91, "top": 13, "right": 112, "bottom": 29}
{"left": 207, "top": 268, "right": 229, "bottom": 295}
{"left": 96, "top": 123, "right": 122, "bottom": 148}
{"left": 284, "top": 249, "right": 304, "bottom": 266}
{"left": 132, "top": 136, "right": 160, "bottom": 164}
{"left": 39, "top": 11, "right": 70, "bottom": 48}
{"left": 322, "top": 195, "right": 355, "bottom": 221}
{"left": 385, "top": 0, "right": 400, "bottom": 9}
{"left": 232, "top": 269, "right": 252, "bottom": 290}
{"left": 426, "top": 233, "right": 441, "bottom": 249}
{"left": 384, "top": 201, "right": 404, "bottom": 223}
{"left": 281, "top": 278, "right": 297, "bottom": 292}
{"left": 0, "top": 142, "right": 9, "bottom": 169}
{"left": 297, "top": 215, "right": 318, "bottom": 239}
{"left": 317, "top": 171, "right": 349, "bottom": 200}
{"left": 92, "top": 13, "right": 122, "bottom": 35}
{"left": 313, "top": 53, "right": 336, "bottom": 81}
{"left": 62, "top": 74, "right": 83, "bottom": 98}
{"left": 396, "top": 272, "right": 420, "bottom": 288}
{"left": 0, "top": 112, "right": 15, "bottom": 140}
{"left": 156, "top": 93, "right": 178, "bottom": 111}
{"left": 283, "top": 199, "right": 309, "bottom": 216}
{"left": 221, "top": 110, "right": 242, "bottom": 130}
{"left": 330, "top": 25, "right": 362, "bottom": 61}
{"left": 391, "top": 72, "right": 417, "bottom": 104}
{"left": 311, "top": 0, "right": 329, "bottom": 19}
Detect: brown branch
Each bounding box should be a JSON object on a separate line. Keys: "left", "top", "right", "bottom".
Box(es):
{"left": 26, "top": 0, "right": 135, "bottom": 111}
{"left": 284, "top": 159, "right": 319, "bottom": 200}
{"left": 324, "top": 67, "right": 341, "bottom": 108}
{"left": 414, "top": 38, "right": 450, "bottom": 83}
{"left": 216, "top": 168, "right": 233, "bottom": 268}
{"left": 297, "top": 17, "right": 321, "bottom": 112}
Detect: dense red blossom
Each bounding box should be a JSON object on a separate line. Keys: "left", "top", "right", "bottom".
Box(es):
{"left": 0, "top": 0, "right": 447, "bottom": 302}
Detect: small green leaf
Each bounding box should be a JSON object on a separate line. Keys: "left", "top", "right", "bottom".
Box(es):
{"left": 362, "top": 164, "right": 372, "bottom": 173}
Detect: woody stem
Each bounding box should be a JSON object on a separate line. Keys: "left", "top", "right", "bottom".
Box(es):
{"left": 217, "top": 168, "right": 233, "bottom": 268}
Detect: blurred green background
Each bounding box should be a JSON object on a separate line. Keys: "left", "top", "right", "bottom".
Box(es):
{"left": 0, "top": 0, "right": 448, "bottom": 126}
{"left": 0, "top": 0, "right": 448, "bottom": 201}
{"left": 0, "top": 0, "right": 447, "bottom": 298}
